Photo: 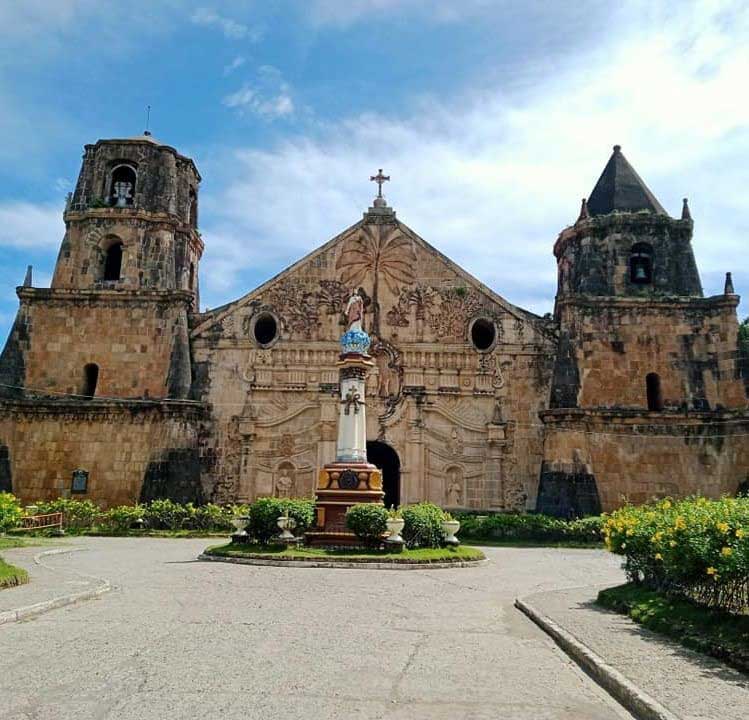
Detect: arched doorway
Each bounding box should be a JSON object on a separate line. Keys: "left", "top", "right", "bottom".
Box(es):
{"left": 367, "top": 441, "right": 400, "bottom": 509}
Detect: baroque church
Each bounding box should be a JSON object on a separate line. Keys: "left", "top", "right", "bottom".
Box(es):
{"left": 0, "top": 135, "right": 747, "bottom": 516}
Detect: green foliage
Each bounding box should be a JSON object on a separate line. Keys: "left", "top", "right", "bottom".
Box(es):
{"left": 456, "top": 512, "right": 603, "bottom": 545}
{"left": 345, "top": 503, "right": 388, "bottom": 545}
{"left": 246, "top": 497, "right": 315, "bottom": 543}
{"left": 0, "top": 556, "right": 29, "bottom": 589}
{"left": 99, "top": 505, "right": 145, "bottom": 533}
{"left": 598, "top": 583, "right": 749, "bottom": 674}
{"left": 401, "top": 502, "right": 446, "bottom": 549}
{"left": 0, "top": 493, "right": 23, "bottom": 534}
{"left": 738, "top": 317, "right": 749, "bottom": 357}
{"left": 142, "top": 499, "right": 191, "bottom": 530}
{"left": 32, "top": 498, "right": 100, "bottom": 532}
{"left": 604, "top": 496, "right": 749, "bottom": 614}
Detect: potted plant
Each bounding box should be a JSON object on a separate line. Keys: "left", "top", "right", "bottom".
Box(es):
{"left": 441, "top": 512, "right": 461, "bottom": 546}
{"left": 385, "top": 508, "right": 405, "bottom": 546}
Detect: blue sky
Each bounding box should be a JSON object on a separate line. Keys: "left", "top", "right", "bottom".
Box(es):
{"left": 1, "top": 0, "right": 747, "bottom": 343}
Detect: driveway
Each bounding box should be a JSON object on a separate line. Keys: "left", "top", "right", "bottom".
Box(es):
{"left": 0, "top": 538, "right": 632, "bottom": 720}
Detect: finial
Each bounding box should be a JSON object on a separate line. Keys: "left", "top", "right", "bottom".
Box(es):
{"left": 23, "top": 265, "right": 32, "bottom": 287}
{"left": 724, "top": 272, "right": 735, "bottom": 295}
{"left": 144, "top": 105, "right": 151, "bottom": 136}
{"left": 577, "top": 197, "right": 589, "bottom": 222}
{"left": 613, "top": 144, "right": 621, "bottom": 153}
{"left": 370, "top": 168, "right": 390, "bottom": 208}
{"left": 681, "top": 197, "right": 691, "bottom": 220}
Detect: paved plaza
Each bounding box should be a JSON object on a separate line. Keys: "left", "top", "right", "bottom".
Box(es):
{"left": 1, "top": 539, "right": 638, "bottom": 719}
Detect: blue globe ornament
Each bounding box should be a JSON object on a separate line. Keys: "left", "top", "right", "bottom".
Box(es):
{"left": 340, "top": 329, "right": 371, "bottom": 355}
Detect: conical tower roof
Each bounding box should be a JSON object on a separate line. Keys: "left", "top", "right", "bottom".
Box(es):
{"left": 586, "top": 145, "right": 667, "bottom": 216}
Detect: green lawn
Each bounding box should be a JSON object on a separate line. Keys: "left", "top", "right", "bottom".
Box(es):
{"left": 205, "top": 542, "right": 486, "bottom": 563}
{"left": 0, "top": 556, "right": 29, "bottom": 590}
{"left": 598, "top": 583, "right": 749, "bottom": 675}
{"left": 463, "top": 538, "right": 602, "bottom": 549}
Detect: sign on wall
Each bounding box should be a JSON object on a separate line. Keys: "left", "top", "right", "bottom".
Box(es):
{"left": 71, "top": 469, "right": 89, "bottom": 494}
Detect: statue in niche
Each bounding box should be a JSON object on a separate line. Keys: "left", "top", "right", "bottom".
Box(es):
{"left": 446, "top": 467, "right": 463, "bottom": 506}
{"left": 275, "top": 466, "right": 295, "bottom": 498}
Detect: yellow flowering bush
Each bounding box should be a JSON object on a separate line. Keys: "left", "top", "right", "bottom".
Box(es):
{"left": 603, "top": 496, "right": 749, "bottom": 614}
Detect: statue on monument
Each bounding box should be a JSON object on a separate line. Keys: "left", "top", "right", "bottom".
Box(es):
{"left": 345, "top": 290, "right": 365, "bottom": 333}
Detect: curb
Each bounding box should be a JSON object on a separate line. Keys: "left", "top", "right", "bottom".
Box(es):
{"left": 198, "top": 553, "right": 488, "bottom": 571}
{"left": 0, "top": 548, "right": 111, "bottom": 626}
{"left": 515, "top": 597, "right": 680, "bottom": 720}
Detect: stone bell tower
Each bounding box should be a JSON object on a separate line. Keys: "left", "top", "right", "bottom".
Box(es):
{"left": 1, "top": 133, "right": 202, "bottom": 401}
{"left": 537, "top": 144, "right": 748, "bottom": 517}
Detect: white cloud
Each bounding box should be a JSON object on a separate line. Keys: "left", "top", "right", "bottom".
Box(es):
{"left": 223, "top": 56, "right": 246, "bottom": 75}
{"left": 190, "top": 7, "right": 260, "bottom": 41}
{"left": 222, "top": 66, "right": 295, "bottom": 119}
{"left": 199, "top": 1, "right": 749, "bottom": 317}
{"left": 0, "top": 202, "right": 64, "bottom": 250}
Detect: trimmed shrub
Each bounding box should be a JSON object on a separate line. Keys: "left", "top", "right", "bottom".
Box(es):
{"left": 33, "top": 498, "right": 100, "bottom": 532}
{"left": 604, "top": 496, "right": 749, "bottom": 615}
{"left": 143, "top": 499, "right": 193, "bottom": 530}
{"left": 455, "top": 512, "right": 603, "bottom": 544}
{"left": 247, "top": 497, "right": 315, "bottom": 543}
{"left": 192, "top": 503, "right": 234, "bottom": 532}
{"left": 346, "top": 503, "right": 388, "bottom": 545}
{"left": 402, "top": 502, "right": 445, "bottom": 548}
{"left": 99, "top": 505, "right": 146, "bottom": 533}
{"left": 0, "top": 492, "right": 22, "bottom": 533}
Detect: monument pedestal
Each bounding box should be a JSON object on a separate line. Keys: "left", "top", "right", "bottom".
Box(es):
{"left": 306, "top": 327, "right": 385, "bottom": 546}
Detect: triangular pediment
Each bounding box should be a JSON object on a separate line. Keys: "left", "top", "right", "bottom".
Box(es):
{"left": 191, "top": 211, "right": 546, "bottom": 345}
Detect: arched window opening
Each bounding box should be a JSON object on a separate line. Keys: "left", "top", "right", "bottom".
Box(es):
{"left": 630, "top": 242, "right": 653, "bottom": 284}
{"left": 103, "top": 242, "right": 123, "bottom": 281}
{"left": 188, "top": 262, "right": 195, "bottom": 291}
{"left": 470, "top": 317, "right": 497, "bottom": 352}
{"left": 646, "top": 372, "right": 663, "bottom": 411}
{"left": 82, "top": 363, "right": 99, "bottom": 399}
{"left": 109, "top": 165, "right": 136, "bottom": 207}
{"left": 189, "top": 188, "right": 198, "bottom": 229}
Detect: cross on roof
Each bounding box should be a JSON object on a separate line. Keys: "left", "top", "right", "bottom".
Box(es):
{"left": 370, "top": 169, "right": 390, "bottom": 199}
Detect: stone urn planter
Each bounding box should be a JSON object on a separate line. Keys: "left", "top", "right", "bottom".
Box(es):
{"left": 277, "top": 514, "right": 297, "bottom": 542}
{"left": 442, "top": 519, "right": 461, "bottom": 546}
{"left": 231, "top": 514, "right": 249, "bottom": 543}
{"left": 385, "top": 517, "right": 405, "bottom": 546}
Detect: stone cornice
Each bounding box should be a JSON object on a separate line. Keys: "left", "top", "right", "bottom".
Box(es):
{"left": 540, "top": 406, "right": 749, "bottom": 428}
{"left": 554, "top": 293, "right": 739, "bottom": 312}
{"left": 63, "top": 207, "right": 200, "bottom": 237}
{"left": 0, "top": 397, "right": 206, "bottom": 421}
{"left": 16, "top": 287, "right": 195, "bottom": 308}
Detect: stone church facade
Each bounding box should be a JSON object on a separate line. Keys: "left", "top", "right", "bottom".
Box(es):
{"left": 0, "top": 135, "right": 747, "bottom": 514}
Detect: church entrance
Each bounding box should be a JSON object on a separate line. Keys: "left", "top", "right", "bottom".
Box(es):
{"left": 367, "top": 441, "right": 400, "bottom": 509}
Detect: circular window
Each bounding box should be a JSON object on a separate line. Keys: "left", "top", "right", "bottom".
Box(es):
{"left": 252, "top": 312, "right": 279, "bottom": 346}
{"left": 470, "top": 318, "right": 496, "bottom": 352}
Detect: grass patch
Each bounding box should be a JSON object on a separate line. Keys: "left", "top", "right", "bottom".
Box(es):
{"left": 598, "top": 583, "right": 749, "bottom": 675}
{"left": 205, "top": 543, "right": 485, "bottom": 564}
{"left": 0, "top": 556, "right": 29, "bottom": 590}
{"left": 0, "top": 535, "right": 65, "bottom": 551}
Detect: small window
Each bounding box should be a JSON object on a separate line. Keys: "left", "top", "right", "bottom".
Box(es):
{"left": 470, "top": 318, "right": 496, "bottom": 352}
{"left": 82, "top": 364, "right": 99, "bottom": 399}
{"left": 109, "top": 165, "right": 136, "bottom": 207}
{"left": 646, "top": 372, "right": 663, "bottom": 411}
{"left": 104, "top": 242, "right": 123, "bottom": 281}
{"left": 253, "top": 312, "right": 278, "bottom": 346}
{"left": 189, "top": 188, "right": 198, "bottom": 229}
{"left": 630, "top": 242, "right": 653, "bottom": 284}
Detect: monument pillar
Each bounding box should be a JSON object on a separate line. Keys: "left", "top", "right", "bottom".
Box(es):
{"left": 306, "top": 292, "right": 384, "bottom": 545}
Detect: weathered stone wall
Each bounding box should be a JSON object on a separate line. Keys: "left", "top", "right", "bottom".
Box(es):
{"left": 551, "top": 295, "right": 746, "bottom": 411}
{"left": 0, "top": 400, "right": 203, "bottom": 507}
{"left": 539, "top": 409, "right": 749, "bottom": 512}
{"left": 4, "top": 289, "right": 193, "bottom": 400}
{"left": 190, "top": 212, "right": 555, "bottom": 510}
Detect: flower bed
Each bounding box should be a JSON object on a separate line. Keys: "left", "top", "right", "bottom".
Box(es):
{"left": 603, "top": 496, "right": 749, "bottom": 615}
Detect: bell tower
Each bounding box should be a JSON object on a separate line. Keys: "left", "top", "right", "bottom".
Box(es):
{"left": 1, "top": 133, "right": 203, "bottom": 401}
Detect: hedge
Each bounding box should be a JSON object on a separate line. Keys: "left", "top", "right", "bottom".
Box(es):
{"left": 0, "top": 493, "right": 23, "bottom": 534}
{"left": 402, "top": 503, "right": 445, "bottom": 549}
{"left": 346, "top": 504, "right": 388, "bottom": 545}
{"left": 455, "top": 512, "right": 603, "bottom": 544}
{"left": 246, "top": 497, "right": 315, "bottom": 543}
{"left": 603, "top": 496, "right": 749, "bottom": 615}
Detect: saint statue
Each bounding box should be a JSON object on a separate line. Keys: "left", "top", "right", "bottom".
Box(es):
{"left": 345, "top": 291, "right": 365, "bottom": 333}
{"left": 276, "top": 467, "right": 294, "bottom": 498}
{"left": 446, "top": 467, "right": 463, "bottom": 506}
